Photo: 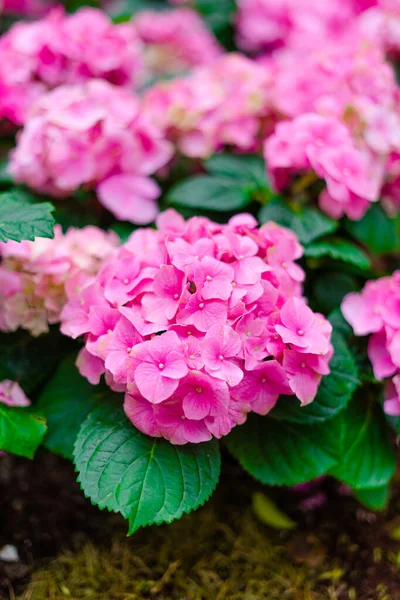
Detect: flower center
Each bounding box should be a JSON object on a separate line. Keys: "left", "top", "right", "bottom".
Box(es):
{"left": 239, "top": 254, "right": 244, "bottom": 260}
{"left": 218, "top": 355, "right": 224, "bottom": 361}
{"left": 126, "top": 347, "right": 132, "bottom": 353}
{"left": 189, "top": 355, "right": 195, "bottom": 360}
{"left": 158, "top": 363, "right": 164, "bottom": 370}
{"left": 232, "top": 282, "right": 237, "bottom": 287}
{"left": 261, "top": 378, "right": 266, "bottom": 384}
{"left": 196, "top": 387, "right": 202, "bottom": 394}
{"left": 282, "top": 262, "right": 287, "bottom": 269}
{"left": 199, "top": 302, "right": 205, "bottom": 309}
{"left": 123, "top": 278, "right": 130, "bottom": 285}
{"left": 174, "top": 293, "right": 179, "bottom": 299}
{"left": 297, "top": 329, "right": 304, "bottom": 336}
{"left": 301, "top": 363, "right": 306, "bottom": 368}
{"left": 246, "top": 331, "right": 252, "bottom": 337}
{"left": 206, "top": 275, "right": 212, "bottom": 281}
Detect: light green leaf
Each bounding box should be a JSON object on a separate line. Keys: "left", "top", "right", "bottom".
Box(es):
{"left": 252, "top": 492, "right": 296, "bottom": 530}
{"left": 304, "top": 237, "right": 371, "bottom": 270}
{"left": 168, "top": 175, "right": 251, "bottom": 212}
{"left": 258, "top": 197, "right": 337, "bottom": 245}
{"left": 0, "top": 404, "right": 47, "bottom": 459}
{"left": 225, "top": 414, "right": 338, "bottom": 487}
{"left": 270, "top": 331, "right": 359, "bottom": 424}
{"left": 74, "top": 404, "right": 221, "bottom": 534}
{"left": 0, "top": 190, "right": 55, "bottom": 242}
{"left": 36, "top": 355, "right": 103, "bottom": 460}
{"left": 346, "top": 204, "right": 400, "bottom": 256}
{"left": 355, "top": 485, "right": 390, "bottom": 511}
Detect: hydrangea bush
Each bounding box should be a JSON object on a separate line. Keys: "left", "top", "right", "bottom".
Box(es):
{"left": 0, "top": 0, "right": 399, "bottom": 532}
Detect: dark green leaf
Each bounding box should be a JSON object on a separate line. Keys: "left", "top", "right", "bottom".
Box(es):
{"left": 258, "top": 197, "right": 337, "bottom": 244}
{"left": 346, "top": 204, "right": 400, "bottom": 256}
{"left": 312, "top": 272, "right": 360, "bottom": 315}
{"left": 270, "top": 331, "right": 359, "bottom": 424}
{"left": 0, "top": 329, "right": 74, "bottom": 395}
{"left": 36, "top": 355, "right": 104, "bottom": 459}
{"left": 205, "top": 154, "right": 268, "bottom": 187}
{"left": 74, "top": 404, "right": 221, "bottom": 534}
{"left": 0, "top": 404, "right": 47, "bottom": 459}
{"left": 330, "top": 397, "right": 395, "bottom": 490}
{"left": 168, "top": 175, "right": 251, "bottom": 212}
{"left": 0, "top": 159, "right": 12, "bottom": 186}
{"left": 225, "top": 414, "right": 338, "bottom": 487}
{"left": 304, "top": 237, "right": 371, "bottom": 270}
{"left": 0, "top": 190, "right": 55, "bottom": 242}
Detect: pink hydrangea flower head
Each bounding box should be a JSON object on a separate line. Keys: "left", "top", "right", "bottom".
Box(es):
{"left": 0, "top": 7, "right": 145, "bottom": 125}
{"left": 61, "top": 209, "right": 333, "bottom": 444}
{"left": 10, "top": 80, "right": 173, "bottom": 223}
{"left": 0, "top": 225, "right": 119, "bottom": 336}
{"left": 342, "top": 271, "right": 400, "bottom": 417}
{"left": 133, "top": 7, "right": 222, "bottom": 76}
{"left": 0, "top": 381, "right": 30, "bottom": 407}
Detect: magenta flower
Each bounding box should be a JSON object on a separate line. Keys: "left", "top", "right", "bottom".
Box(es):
{"left": 60, "top": 209, "right": 333, "bottom": 444}
{"left": 0, "top": 381, "right": 30, "bottom": 407}
{"left": 131, "top": 331, "right": 188, "bottom": 403}
{"left": 231, "top": 360, "right": 292, "bottom": 415}
{"left": 201, "top": 325, "right": 243, "bottom": 386}
{"left": 275, "top": 298, "right": 331, "bottom": 355}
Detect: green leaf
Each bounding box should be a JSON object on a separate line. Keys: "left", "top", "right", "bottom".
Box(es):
{"left": 194, "top": 0, "right": 236, "bottom": 47}
{"left": 36, "top": 355, "right": 104, "bottom": 460}
{"left": 252, "top": 492, "right": 296, "bottom": 530}
{"left": 0, "top": 404, "right": 47, "bottom": 459}
{"left": 225, "top": 414, "right": 338, "bottom": 487}
{"left": 74, "top": 404, "right": 221, "bottom": 534}
{"left": 110, "top": 222, "right": 135, "bottom": 243}
{"left": 312, "top": 272, "right": 360, "bottom": 315}
{"left": 355, "top": 485, "right": 390, "bottom": 511}
{"left": 304, "top": 237, "right": 371, "bottom": 270}
{"left": 270, "top": 331, "right": 359, "bottom": 424}
{"left": 0, "top": 190, "right": 55, "bottom": 242}
{"left": 258, "top": 197, "right": 337, "bottom": 245}
{"left": 0, "top": 159, "right": 12, "bottom": 186}
{"left": 168, "top": 175, "right": 251, "bottom": 212}
{"left": 0, "top": 329, "right": 74, "bottom": 395}
{"left": 205, "top": 154, "right": 268, "bottom": 187}
{"left": 346, "top": 204, "right": 400, "bottom": 256}
{"left": 330, "top": 397, "right": 395, "bottom": 490}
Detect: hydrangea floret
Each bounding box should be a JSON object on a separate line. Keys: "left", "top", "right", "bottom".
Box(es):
{"left": 342, "top": 271, "right": 400, "bottom": 416}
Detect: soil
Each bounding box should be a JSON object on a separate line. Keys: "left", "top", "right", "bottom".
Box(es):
{"left": 1, "top": 451, "right": 400, "bottom": 600}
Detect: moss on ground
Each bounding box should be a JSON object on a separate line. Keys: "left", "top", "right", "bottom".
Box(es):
{"left": 20, "top": 496, "right": 345, "bottom": 600}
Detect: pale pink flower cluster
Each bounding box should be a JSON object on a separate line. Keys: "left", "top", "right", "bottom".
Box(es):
{"left": 0, "top": 225, "right": 119, "bottom": 337}
{"left": 61, "top": 209, "right": 333, "bottom": 445}
{"left": 236, "top": 0, "right": 363, "bottom": 53}
{"left": 263, "top": 39, "right": 400, "bottom": 220}
{"left": 0, "top": 7, "right": 144, "bottom": 125}
{"left": 9, "top": 80, "right": 174, "bottom": 224}
{"left": 133, "top": 8, "right": 222, "bottom": 75}
{"left": 0, "top": 381, "right": 30, "bottom": 407}
{"left": 342, "top": 272, "right": 400, "bottom": 416}
{"left": 144, "top": 54, "right": 271, "bottom": 158}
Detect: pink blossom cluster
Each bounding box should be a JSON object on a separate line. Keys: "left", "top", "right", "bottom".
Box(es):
{"left": 236, "top": 0, "right": 400, "bottom": 55}
{"left": 0, "top": 225, "right": 119, "bottom": 336}
{"left": 61, "top": 209, "right": 333, "bottom": 445}
{"left": 0, "top": 0, "right": 53, "bottom": 17}
{"left": 0, "top": 7, "right": 144, "bottom": 125}
{"left": 342, "top": 272, "right": 400, "bottom": 416}
{"left": 0, "top": 381, "right": 30, "bottom": 407}
{"left": 133, "top": 8, "right": 222, "bottom": 76}
{"left": 263, "top": 39, "right": 400, "bottom": 220}
{"left": 236, "top": 0, "right": 364, "bottom": 53}
{"left": 144, "top": 54, "right": 271, "bottom": 158}
{"left": 9, "top": 80, "right": 174, "bottom": 224}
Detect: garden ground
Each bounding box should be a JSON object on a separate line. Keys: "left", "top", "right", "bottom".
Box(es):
{"left": 1, "top": 452, "right": 400, "bottom": 600}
